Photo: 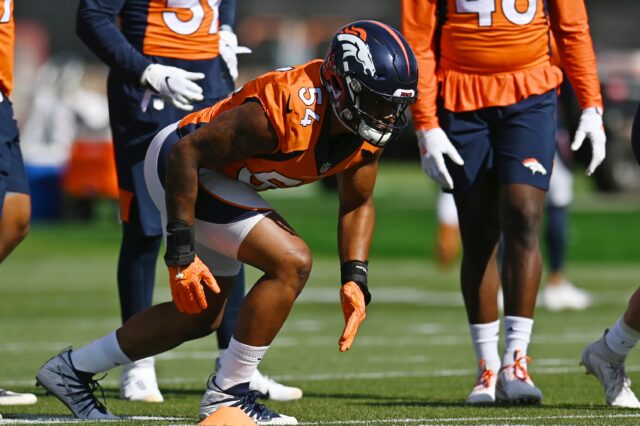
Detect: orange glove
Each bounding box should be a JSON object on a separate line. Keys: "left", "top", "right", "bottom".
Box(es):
{"left": 339, "top": 281, "right": 367, "bottom": 352}
{"left": 168, "top": 256, "right": 220, "bottom": 314}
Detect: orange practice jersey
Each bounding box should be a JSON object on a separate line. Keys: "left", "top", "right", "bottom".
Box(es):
{"left": 402, "top": 0, "right": 603, "bottom": 130}
{"left": 0, "top": 0, "right": 14, "bottom": 96}
{"left": 178, "top": 60, "right": 381, "bottom": 191}
{"left": 142, "top": 0, "right": 221, "bottom": 60}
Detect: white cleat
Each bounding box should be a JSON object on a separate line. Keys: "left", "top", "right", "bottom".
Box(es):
{"left": 581, "top": 331, "right": 640, "bottom": 408}
{"left": 250, "top": 370, "right": 303, "bottom": 402}
{"left": 0, "top": 388, "right": 37, "bottom": 406}
{"left": 200, "top": 376, "right": 298, "bottom": 424}
{"left": 496, "top": 351, "right": 542, "bottom": 404}
{"left": 120, "top": 357, "right": 164, "bottom": 403}
{"left": 541, "top": 281, "right": 592, "bottom": 311}
{"left": 466, "top": 360, "right": 497, "bottom": 404}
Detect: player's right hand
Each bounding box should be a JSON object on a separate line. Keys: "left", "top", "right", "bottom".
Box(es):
{"left": 168, "top": 256, "right": 220, "bottom": 314}
{"left": 339, "top": 281, "right": 367, "bottom": 352}
{"left": 417, "top": 128, "right": 464, "bottom": 190}
{"left": 141, "top": 64, "right": 205, "bottom": 111}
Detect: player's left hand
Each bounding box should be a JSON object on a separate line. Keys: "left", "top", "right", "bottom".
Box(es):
{"left": 168, "top": 256, "right": 220, "bottom": 315}
{"left": 339, "top": 281, "right": 367, "bottom": 352}
{"left": 572, "top": 107, "right": 606, "bottom": 176}
{"left": 219, "top": 30, "right": 252, "bottom": 82}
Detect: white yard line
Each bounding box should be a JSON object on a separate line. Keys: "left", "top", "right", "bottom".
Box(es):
{"left": 5, "top": 363, "right": 640, "bottom": 387}
{"left": 0, "top": 331, "right": 613, "bottom": 354}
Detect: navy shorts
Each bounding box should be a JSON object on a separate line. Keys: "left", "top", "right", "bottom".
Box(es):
{"left": 0, "top": 95, "right": 29, "bottom": 218}
{"left": 439, "top": 90, "right": 558, "bottom": 193}
{"left": 108, "top": 55, "right": 233, "bottom": 236}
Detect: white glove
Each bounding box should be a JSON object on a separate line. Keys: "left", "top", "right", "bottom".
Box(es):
{"left": 571, "top": 107, "right": 606, "bottom": 176}
{"left": 219, "top": 29, "right": 252, "bottom": 81}
{"left": 417, "top": 128, "right": 465, "bottom": 190}
{"left": 141, "top": 64, "right": 205, "bottom": 111}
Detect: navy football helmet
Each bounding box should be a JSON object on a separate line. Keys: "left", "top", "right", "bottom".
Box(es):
{"left": 321, "top": 20, "right": 418, "bottom": 147}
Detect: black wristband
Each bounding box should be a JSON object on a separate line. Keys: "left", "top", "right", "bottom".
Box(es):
{"left": 164, "top": 220, "right": 196, "bottom": 266}
{"left": 341, "top": 260, "right": 371, "bottom": 305}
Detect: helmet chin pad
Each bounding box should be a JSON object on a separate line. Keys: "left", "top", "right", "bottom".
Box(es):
{"left": 357, "top": 120, "right": 392, "bottom": 147}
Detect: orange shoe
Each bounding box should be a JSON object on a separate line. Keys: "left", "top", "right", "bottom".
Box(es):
{"left": 436, "top": 223, "right": 461, "bottom": 269}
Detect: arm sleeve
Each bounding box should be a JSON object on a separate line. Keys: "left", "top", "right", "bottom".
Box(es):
{"left": 401, "top": 0, "right": 440, "bottom": 130}
{"left": 219, "top": 0, "right": 236, "bottom": 30}
{"left": 76, "top": 0, "right": 152, "bottom": 81}
{"left": 548, "top": 0, "right": 603, "bottom": 110}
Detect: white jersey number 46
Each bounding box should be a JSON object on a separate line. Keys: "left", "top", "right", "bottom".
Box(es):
{"left": 455, "top": 0, "right": 537, "bottom": 27}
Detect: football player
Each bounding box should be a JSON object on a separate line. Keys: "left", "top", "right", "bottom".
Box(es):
{"left": 0, "top": 0, "right": 38, "bottom": 409}
{"left": 433, "top": 79, "right": 593, "bottom": 311}
{"left": 36, "top": 20, "right": 418, "bottom": 424}
{"left": 76, "top": 0, "right": 299, "bottom": 402}
{"left": 402, "top": 0, "right": 605, "bottom": 404}
{"left": 579, "top": 106, "right": 640, "bottom": 409}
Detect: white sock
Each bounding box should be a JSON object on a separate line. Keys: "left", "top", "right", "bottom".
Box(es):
{"left": 214, "top": 337, "right": 268, "bottom": 391}
{"left": 606, "top": 317, "right": 640, "bottom": 357}
{"left": 469, "top": 320, "right": 501, "bottom": 373}
{"left": 70, "top": 331, "right": 132, "bottom": 374}
{"left": 503, "top": 316, "right": 533, "bottom": 366}
{"left": 128, "top": 356, "right": 155, "bottom": 369}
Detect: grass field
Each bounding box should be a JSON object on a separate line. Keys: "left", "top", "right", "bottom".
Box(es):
{"left": 2, "top": 163, "right": 640, "bottom": 425}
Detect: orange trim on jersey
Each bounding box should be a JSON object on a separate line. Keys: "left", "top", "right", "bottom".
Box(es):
{"left": 118, "top": 188, "right": 134, "bottom": 223}
{"left": 0, "top": 0, "right": 15, "bottom": 96}
{"left": 143, "top": 0, "right": 220, "bottom": 60}
{"left": 438, "top": 65, "right": 563, "bottom": 112}
{"left": 364, "top": 20, "right": 411, "bottom": 75}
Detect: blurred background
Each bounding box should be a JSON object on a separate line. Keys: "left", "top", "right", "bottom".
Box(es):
{"left": 10, "top": 0, "right": 640, "bottom": 222}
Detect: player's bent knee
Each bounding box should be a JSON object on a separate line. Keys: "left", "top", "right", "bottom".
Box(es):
{"left": 280, "top": 247, "right": 313, "bottom": 295}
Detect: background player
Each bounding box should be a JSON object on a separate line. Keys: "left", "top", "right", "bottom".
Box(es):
{"left": 432, "top": 81, "right": 593, "bottom": 311}
{"left": 76, "top": 0, "right": 299, "bottom": 402}
{"left": 402, "top": 0, "right": 605, "bottom": 404}
{"left": 0, "top": 0, "right": 37, "bottom": 410}
{"left": 36, "top": 20, "right": 418, "bottom": 423}
{"left": 579, "top": 104, "right": 640, "bottom": 409}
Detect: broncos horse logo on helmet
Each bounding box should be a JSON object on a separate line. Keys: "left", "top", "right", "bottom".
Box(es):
{"left": 321, "top": 20, "right": 418, "bottom": 147}
{"left": 337, "top": 32, "right": 376, "bottom": 77}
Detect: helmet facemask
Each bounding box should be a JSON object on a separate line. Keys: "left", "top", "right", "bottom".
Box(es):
{"left": 326, "top": 74, "right": 411, "bottom": 147}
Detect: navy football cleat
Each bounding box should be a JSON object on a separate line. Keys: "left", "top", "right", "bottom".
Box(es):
{"left": 200, "top": 375, "right": 297, "bottom": 425}
{"left": 36, "top": 349, "right": 118, "bottom": 420}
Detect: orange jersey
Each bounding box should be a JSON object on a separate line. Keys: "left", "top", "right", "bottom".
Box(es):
{"left": 0, "top": 0, "right": 14, "bottom": 96}
{"left": 402, "top": 0, "right": 602, "bottom": 129}
{"left": 142, "top": 0, "right": 221, "bottom": 60}
{"left": 178, "top": 60, "right": 381, "bottom": 190}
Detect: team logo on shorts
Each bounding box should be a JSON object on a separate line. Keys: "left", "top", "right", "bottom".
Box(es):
{"left": 522, "top": 158, "right": 547, "bottom": 175}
